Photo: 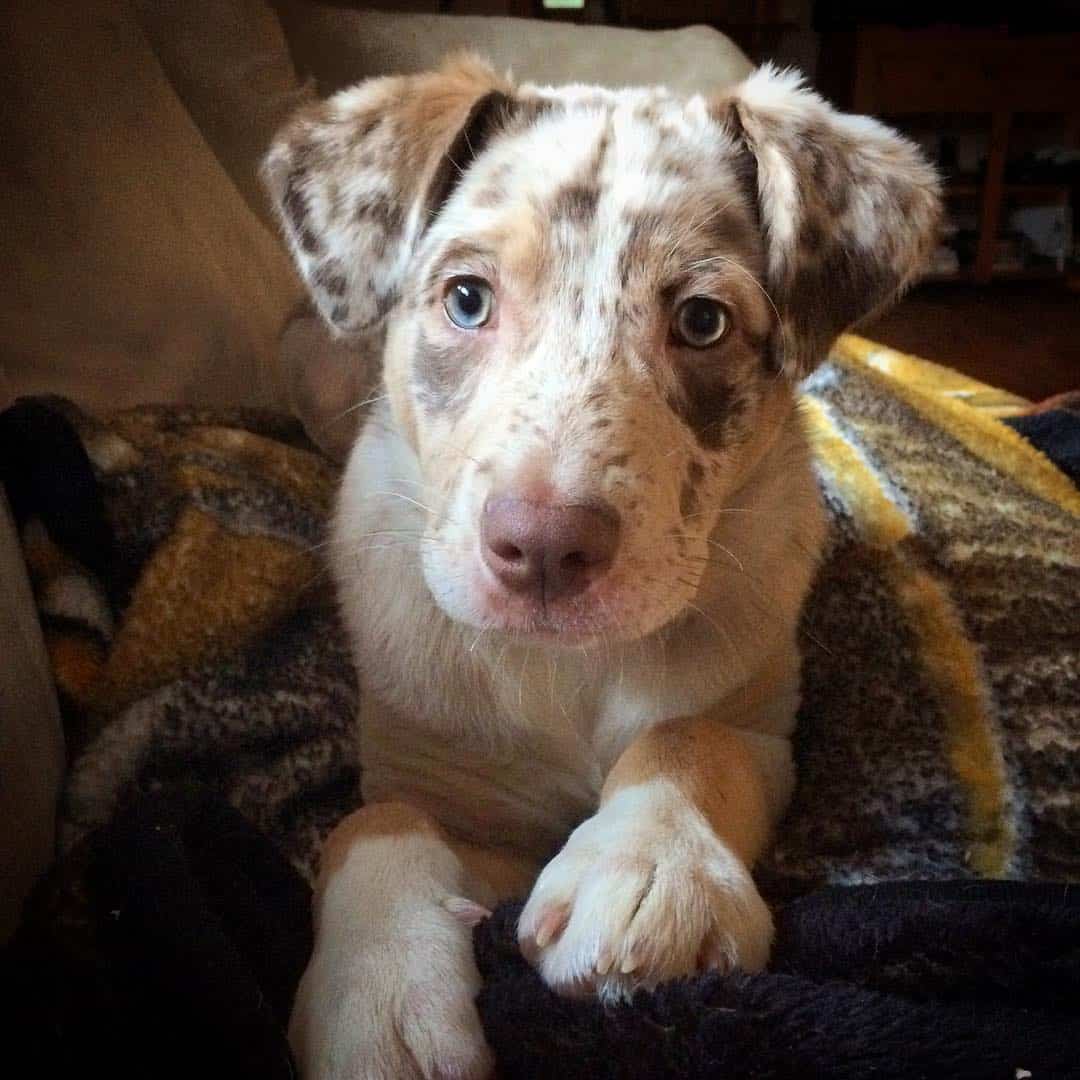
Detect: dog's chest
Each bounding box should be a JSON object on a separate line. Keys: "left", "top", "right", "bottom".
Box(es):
{"left": 359, "top": 651, "right": 663, "bottom": 857}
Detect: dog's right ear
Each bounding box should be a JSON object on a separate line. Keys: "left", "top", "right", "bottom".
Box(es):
{"left": 263, "top": 55, "right": 513, "bottom": 336}
{"left": 718, "top": 65, "right": 941, "bottom": 376}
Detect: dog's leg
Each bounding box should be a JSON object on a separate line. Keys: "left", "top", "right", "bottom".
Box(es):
{"left": 518, "top": 654, "right": 796, "bottom": 1001}
{"left": 290, "top": 802, "right": 533, "bottom": 1080}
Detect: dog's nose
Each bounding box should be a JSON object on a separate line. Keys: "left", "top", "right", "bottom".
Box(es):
{"left": 481, "top": 495, "right": 619, "bottom": 602}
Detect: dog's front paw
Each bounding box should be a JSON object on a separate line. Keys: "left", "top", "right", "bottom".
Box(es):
{"left": 289, "top": 910, "right": 493, "bottom": 1080}
{"left": 517, "top": 780, "right": 772, "bottom": 1002}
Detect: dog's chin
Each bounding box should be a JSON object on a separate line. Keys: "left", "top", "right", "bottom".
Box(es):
{"left": 424, "top": 564, "right": 686, "bottom": 650}
{"left": 469, "top": 596, "right": 613, "bottom": 648}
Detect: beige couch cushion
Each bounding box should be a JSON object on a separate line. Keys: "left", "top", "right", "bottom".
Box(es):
{"left": 0, "top": 493, "right": 65, "bottom": 943}
{"left": 134, "top": 0, "right": 314, "bottom": 231}
{"left": 278, "top": 5, "right": 753, "bottom": 96}
{"left": 0, "top": 0, "right": 305, "bottom": 414}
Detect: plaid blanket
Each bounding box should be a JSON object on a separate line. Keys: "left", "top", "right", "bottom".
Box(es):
{"left": 3, "top": 336, "right": 1079, "bottom": 1077}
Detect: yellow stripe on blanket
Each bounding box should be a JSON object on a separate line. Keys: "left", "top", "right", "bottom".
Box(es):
{"left": 836, "top": 334, "right": 1030, "bottom": 417}
{"left": 834, "top": 335, "right": 1080, "bottom": 519}
{"left": 804, "top": 396, "right": 1016, "bottom": 878}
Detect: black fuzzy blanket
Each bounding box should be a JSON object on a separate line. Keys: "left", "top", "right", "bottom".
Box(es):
{"left": 3, "top": 341, "right": 1080, "bottom": 1079}
{"left": 7, "top": 785, "right": 1080, "bottom": 1079}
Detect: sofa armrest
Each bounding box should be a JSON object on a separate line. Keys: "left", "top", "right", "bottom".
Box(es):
{"left": 0, "top": 492, "right": 64, "bottom": 943}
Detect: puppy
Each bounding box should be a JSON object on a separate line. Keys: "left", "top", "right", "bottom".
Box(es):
{"left": 263, "top": 57, "right": 940, "bottom": 1079}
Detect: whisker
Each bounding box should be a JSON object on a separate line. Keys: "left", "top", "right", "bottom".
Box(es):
{"left": 384, "top": 477, "right": 432, "bottom": 489}
{"left": 367, "top": 490, "right": 438, "bottom": 515}
{"left": 681, "top": 507, "right": 761, "bottom": 521}
{"left": 320, "top": 390, "right": 389, "bottom": 431}
{"left": 684, "top": 600, "right": 748, "bottom": 679}
{"left": 703, "top": 538, "right": 744, "bottom": 572}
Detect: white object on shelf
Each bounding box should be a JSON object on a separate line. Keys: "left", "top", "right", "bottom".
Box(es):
{"left": 929, "top": 245, "right": 960, "bottom": 276}
{"left": 1010, "top": 204, "right": 1073, "bottom": 271}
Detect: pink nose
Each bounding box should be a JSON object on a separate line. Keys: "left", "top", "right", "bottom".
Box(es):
{"left": 480, "top": 495, "right": 619, "bottom": 602}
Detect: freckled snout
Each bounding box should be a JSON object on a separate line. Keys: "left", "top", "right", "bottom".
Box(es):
{"left": 481, "top": 495, "right": 620, "bottom": 603}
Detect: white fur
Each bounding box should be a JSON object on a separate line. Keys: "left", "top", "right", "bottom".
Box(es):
{"left": 517, "top": 779, "right": 774, "bottom": 1002}
{"left": 289, "top": 832, "right": 492, "bottom": 1080}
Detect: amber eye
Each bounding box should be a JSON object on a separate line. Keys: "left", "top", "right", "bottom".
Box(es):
{"left": 673, "top": 297, "right": 730, "bottom": 348}
{"left": 444, "top": 277, "right": 493, "bottom": 329}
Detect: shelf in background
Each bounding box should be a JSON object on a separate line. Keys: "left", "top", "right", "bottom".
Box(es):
{"left": 923, "top": 264, "right": 1067, "bottom": 284}
{"left": 946, "top": 182, "right": 1072, "bottom": 201}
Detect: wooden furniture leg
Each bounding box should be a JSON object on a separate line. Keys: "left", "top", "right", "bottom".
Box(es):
{"left": 974, "top": 110, "right": 1012, "bottom": 284}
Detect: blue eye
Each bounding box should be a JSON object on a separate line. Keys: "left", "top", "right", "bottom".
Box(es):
{"left": 444, "top": 277, "right": 494, "bottom": 329}
{"left": 673, "top": 297, "right": 730, "bottom": 348}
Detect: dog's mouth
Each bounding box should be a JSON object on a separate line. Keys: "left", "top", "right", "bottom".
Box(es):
{"left": 471, "top": 570, "right": 624, "bottom": 644}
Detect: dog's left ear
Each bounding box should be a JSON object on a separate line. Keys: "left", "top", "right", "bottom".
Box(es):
{"left": 262, "top": 55, "right": 513, "bottom": 336}
{"left": 719, "top": 66, "right": 942, "bottom": 375}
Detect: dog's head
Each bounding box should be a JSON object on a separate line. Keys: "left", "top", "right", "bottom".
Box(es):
{"left": 265, "top": 58, "right": 939, "bottom": 644}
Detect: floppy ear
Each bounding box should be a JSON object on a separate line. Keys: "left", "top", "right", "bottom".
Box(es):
{"left": 262, "top": 55, "right": 513, "bottom": 336}
{"left": 721, "top": 66, "right": 942, "bottom": 375}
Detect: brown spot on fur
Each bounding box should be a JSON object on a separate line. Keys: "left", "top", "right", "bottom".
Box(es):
{"left": 600, "top": 714, "right": 771, "bottom": 865}
{"left": 354, "top": 197, "right": 405, "bottom": 234}
{"left": 348, "top": 111, "right": 383, "bottom": 146}
{"left": 547, "top": 121, "right": 609, "bottom": 230}
{"left": 474, "top": 182, "right": 508, "bottom": 208}
{"left": 698, "top": 203, "right": 760, "bottom": 260}
{"left": 282, "top": 169, "right": 321, "bottom": 255}
{"left": 618, "top": 210, "right": 668, "bottom": 288}
{"left": 800, "top": 218, "right": 825, "bottom": 255}
{"left": 659, "top": 153, "right": 697, "bottom": 181}
{"left": 413, "top": 330, "right": 472, "bottom": 417}
{"left": 550, "top": 182, "right": 600, "bottom": 225}
{"left": 318, "top": 802, "right": 441, "bottom": 886}
{"left": 680, "top": 458, "right": 705, "bottom": 518}
{"left": 887, "top": 177, "right": 917, "bottom": 219}
{"left": 635, "top": 102, "right": 663, "bottom": 125}
{"left": 374, "top": 288, "right": 400, "bottom": 320}
{"left": 666, "top": 361, "right": 753, "bottom": 452}
{"left": 313, "top": 259, "right": 348, "bottom": 297}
